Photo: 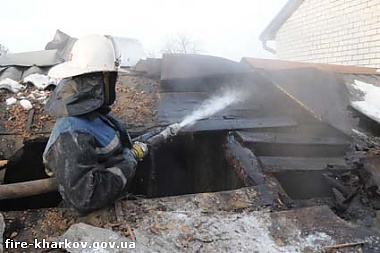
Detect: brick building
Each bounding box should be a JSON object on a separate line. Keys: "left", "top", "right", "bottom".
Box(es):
{"left": 260, "top": 0, "right": 380, "bottom": 67}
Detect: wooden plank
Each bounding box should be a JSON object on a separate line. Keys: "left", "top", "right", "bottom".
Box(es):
{"left": 247, "top": 142, "right": 349, "bottom": 157}
{"left": 26, "top": 109, "right": 35, "bottom": 132}
{"left": 259, "top": 156, "right": 348, "bottom": 171}
{"left": 237, "top": 131, "right": 351, "bottom": 157}
{"left": 258, "top": 156, "right": 351, "bottom": 199}
{"left": 236, "top": 131, "right": 350, "bottom": 145}
{"left": 181, "top": 117, "right": 297, "bottom": 132}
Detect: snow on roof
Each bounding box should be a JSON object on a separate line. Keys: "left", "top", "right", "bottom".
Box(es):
{"left": 350, "top": 79, "right": 380, "bottom": 123}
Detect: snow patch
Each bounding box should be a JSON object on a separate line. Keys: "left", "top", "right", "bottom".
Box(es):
{"left": 134, "top": 210, "right": 335, "bottom": 252}
{"left": 5, "top": 97, "right": 17, "bottom": 106}
{"left": 19, "top": 99, "right": 33, "bottom": 110}
{"left": 350, "top": 80, "right": 380, "bottom": 123}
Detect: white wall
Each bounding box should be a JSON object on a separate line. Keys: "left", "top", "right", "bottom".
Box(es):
{"left": 276, "top": 0, "right": 380, "bottom": 67}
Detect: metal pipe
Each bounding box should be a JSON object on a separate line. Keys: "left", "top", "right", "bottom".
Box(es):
{"left": 262, "top": 41, "right": 276, "bottom": 54}
{"left": 0, "top": 178, "right": 58, "bottom": 200}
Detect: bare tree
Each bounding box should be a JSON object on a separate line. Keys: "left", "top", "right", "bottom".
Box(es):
{"left": 146, "top": 49, "right": 157, "bottom": 58}
{"left": 162, "top": 34, "right": 201, "bottom": 54}
{"left": 0, "top": 44, "right": 9, "bottom": 56}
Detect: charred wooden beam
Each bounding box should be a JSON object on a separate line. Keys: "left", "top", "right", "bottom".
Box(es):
{"left": 25, "top": 109, "right": 35, "bottom": 132}
{"left": 224, "top": 133, "right": 264, "bottom": 186}
{"left": 236, "top": 131, "right": 351, "bottom": 157}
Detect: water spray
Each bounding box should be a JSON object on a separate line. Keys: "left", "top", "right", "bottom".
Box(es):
{"left": 145, "top": 87, "right": 245, "bottom": 147}
{"left": 179, "top": 88, "right": 245, "bottom": 128}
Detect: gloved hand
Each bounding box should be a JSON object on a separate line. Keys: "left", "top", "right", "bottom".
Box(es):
{"left": 131, "top": 141, "right": 149, "bottom": 161}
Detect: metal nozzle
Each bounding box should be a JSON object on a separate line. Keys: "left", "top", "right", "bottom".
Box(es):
{"left": 168, "top": 123, "right": 181, "bottom": 136}
{"left": 146, "top": 123, "right": 182, "bottom": 148}
{"left": 159, "top": 123, "right": 181, "bottom": 139}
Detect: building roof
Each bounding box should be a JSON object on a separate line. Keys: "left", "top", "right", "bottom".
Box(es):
{"left": 241, "top": 57, "right": 379, "bottom": 74}
{"left": 259, "top": 0, "right": 304, "bottom": 41}
{"left": 242, "top": 57, "right": 380, "bottom": 133}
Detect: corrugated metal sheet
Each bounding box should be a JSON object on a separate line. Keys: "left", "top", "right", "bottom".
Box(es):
{"left": 0, "top": 67, "right": 23, "bottom": 81}
{"left": 109, "top": 36, "right": 145, "bottom": 67}
{"left": 0, "top": 50, "right": 62, "bottom": 83}
{"left": 0, "top": 66, "right": 51, "bottom": 84}
{"left": 46, "top": 30, "right": 145, "bottom": 67}
{"left": 0, "top": 50, "right": 63, "bottom": 67}
{"left": 45, "top": 30, "right": 77, "bottom": 61}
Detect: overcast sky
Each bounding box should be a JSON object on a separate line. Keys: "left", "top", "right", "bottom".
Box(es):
{"left": 0, "top": 0, "right": 286, "bottom": 61}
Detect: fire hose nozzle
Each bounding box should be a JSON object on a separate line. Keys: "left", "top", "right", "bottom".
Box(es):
{"left": 168, "top": 123, "right": 181, "bottom": 136}
{"left": 159, "top": 123, "right": 181, "bottom": 139}
{"left": 146, "top": 123, "right": 181, "bottom": 147}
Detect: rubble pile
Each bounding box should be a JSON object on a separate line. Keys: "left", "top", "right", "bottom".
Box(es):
{"left": 321, "top": 131, "right": 380, "bottom": 229}
{"left": 111, "top": 75, "right": 159, "bottom": 129}
{"left": 0, "top": 73, "right": 58, "bottom": 138}
{"left": 0, "top": 72, "right": 160, "bottom": 166}
{"left": 0, "top": 72, "right": 160, "bottom": 139}
{"left": 0, "top": 85, "right": 54, "bottom": 138}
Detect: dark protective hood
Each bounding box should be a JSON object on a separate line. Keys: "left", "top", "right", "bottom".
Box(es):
{"left": 45, "top": 73, "right": 106, "bottom": 117}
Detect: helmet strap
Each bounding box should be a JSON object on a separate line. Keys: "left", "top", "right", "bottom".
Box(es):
{"left": 103, "top": 72, "right": 111, "bottom": 105}
{"left": 103, "top": 72, "right": 117, "bottom": 105}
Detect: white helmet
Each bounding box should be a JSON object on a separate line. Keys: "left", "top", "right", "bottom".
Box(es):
{"left": 48, "top": 34, "right": 118, "bottom": 78}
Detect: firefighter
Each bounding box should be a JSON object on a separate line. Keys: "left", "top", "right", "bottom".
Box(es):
{"left": 43, "top": 34, "right": 148, "bottom": 214}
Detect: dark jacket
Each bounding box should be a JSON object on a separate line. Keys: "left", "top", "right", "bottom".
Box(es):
{"left": 43, "top": 111, "right": 137, "bottom": 213}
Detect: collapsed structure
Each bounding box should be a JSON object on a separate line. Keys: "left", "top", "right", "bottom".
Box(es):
{"left": 0, "top": 32, "right": 380, "bottom": 252}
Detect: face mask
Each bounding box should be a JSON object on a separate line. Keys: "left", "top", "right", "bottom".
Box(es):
{"left": 45, "top": 73, "right": 105, "bottom": 117}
